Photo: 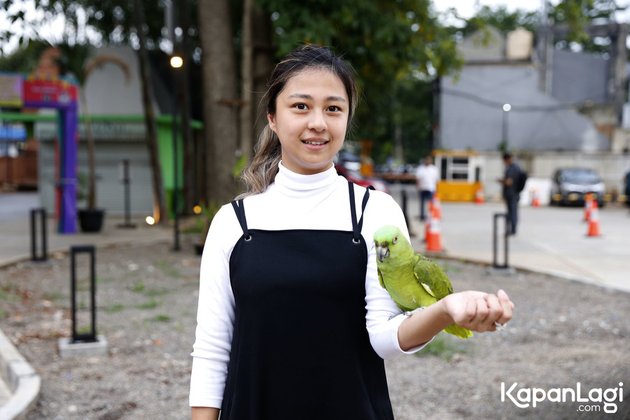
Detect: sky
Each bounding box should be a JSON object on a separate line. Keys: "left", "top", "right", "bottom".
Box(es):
{"left": 432, "top": 0, "right": 544, "bottom": 18}
{"left": 432, "top": 0, "right": 630, "bottom": 23}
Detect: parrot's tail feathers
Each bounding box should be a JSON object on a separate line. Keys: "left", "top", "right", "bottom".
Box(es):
{"left": 444, "top": 324, "right": 473, "bottom": 339}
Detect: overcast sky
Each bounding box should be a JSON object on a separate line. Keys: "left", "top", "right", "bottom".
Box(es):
{"left": 432, "top": 0, "right": 630, "bottom": 23}
{"left": 432, "top": 0, "right": 543, "bottom": 18}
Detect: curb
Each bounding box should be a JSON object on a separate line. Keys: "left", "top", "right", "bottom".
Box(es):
{"left": 427, "top": 251, "right": 630, "bottom": 295}
{"left": 0, "top": 329, "right": 41, "bottom": 420}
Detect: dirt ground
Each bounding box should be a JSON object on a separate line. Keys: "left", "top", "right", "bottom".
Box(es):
{"left": 0, "top": 238, "right": 628, "bottom": 419}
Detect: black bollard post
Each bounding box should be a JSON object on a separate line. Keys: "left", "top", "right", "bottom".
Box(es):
{"left": 117, "top": 159, "right": 136, "bottom": 229}
{"left": 492, "top": 213, "right": 509, "bottom": 269}
{"left": 30, "top": 208, "right": 48, "bottom": 262}
{"left": 70, "top": 245, "right": 98, "bottom": 343}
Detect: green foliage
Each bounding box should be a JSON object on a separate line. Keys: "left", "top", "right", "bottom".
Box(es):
{"left": 0, "top": 0, "right": 173, "bottom": 52}
{"left": 550, "top": 0, "right": 624, "bottom": 52}
{"left": 0, "top": 40, "right": 52, "bottom": 71}
{"left": 258, "top": 0, "right": 462, "bottom": 163}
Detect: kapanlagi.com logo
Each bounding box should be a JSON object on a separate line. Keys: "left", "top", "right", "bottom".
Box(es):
{"left": 501, "top": 382, "right": 624, "bottom": 414}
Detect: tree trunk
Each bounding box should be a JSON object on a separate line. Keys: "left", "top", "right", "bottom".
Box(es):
{"left": 134, "top": 0, "right": 167, "bottom": 223}
{"left": 198, "top": 0, "right": 238, "bottom": 203}
{"left": 252, "top": 6, "right": 275, "bottom": 140}
{"left": 240, "top": 0, "right": 253, "bottom": 161}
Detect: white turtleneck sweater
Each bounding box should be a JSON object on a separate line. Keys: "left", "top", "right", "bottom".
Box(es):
{"left": 189, "top": 163, "right": 424, "bottom": 408}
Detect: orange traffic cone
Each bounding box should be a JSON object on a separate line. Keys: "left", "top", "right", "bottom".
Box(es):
{"left": 474, "top": 188, "right": 485, "bottom": 204}
{"left": 426, "top": 217, "right": 443, "bottom": 252}
{"left": 586, "top": 200, "right": 601, "bottom": 237}
{"left": 531, "top": 189, "right": 541, "bottom": 207}
{"left": 431, "top": 196, "right": 442, "bottom": 220}
{"left": 424, "top": 214, "right": 431, "bottom": 243}
{"left": 583, "top": 193, "right": 593, "bottom": 222}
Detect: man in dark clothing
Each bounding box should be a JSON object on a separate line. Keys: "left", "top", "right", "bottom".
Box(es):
{"left": 500, "top": 153, "right": 521, "bottom": 235}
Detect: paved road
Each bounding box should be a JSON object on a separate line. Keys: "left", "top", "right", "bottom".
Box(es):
{"left": 389, "top": 184, "right": 630, "bottom": 293}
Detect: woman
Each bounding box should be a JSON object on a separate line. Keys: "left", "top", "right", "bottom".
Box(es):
{"left": 190, "top": 45, "right": 514, "bottom": 420}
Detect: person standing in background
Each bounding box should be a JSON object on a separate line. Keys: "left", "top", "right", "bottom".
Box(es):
{"left": 499, "top": 152, "right": 522, "bottom": 235}
{"left": 415, "top": 156, "right": 439, "bottom": 221}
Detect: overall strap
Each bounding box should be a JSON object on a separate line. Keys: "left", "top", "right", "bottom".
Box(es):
{"left": 231, "top": 199, "right": 252, "bottom": 241}
{"left": 347, "top": 181, "right": 373, "bottom": 244}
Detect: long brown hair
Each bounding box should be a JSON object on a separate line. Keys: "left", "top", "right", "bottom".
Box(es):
{"left": 239, "top": 45, "right": 358, "bottom": 196}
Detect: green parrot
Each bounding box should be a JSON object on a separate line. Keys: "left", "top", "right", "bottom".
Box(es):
{"left": 374, "top": 225, "right": 472, "bottom": 339}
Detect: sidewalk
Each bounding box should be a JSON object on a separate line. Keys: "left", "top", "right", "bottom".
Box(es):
{"left": 0, "top": 192, "right": 172, "bottom": 268}
{"left": 389, "top": 184, "right": 630, "bottom": 294}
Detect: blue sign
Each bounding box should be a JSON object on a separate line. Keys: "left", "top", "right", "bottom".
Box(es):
{"left": 0, "top": 124, "right": 27, "bottom": 141}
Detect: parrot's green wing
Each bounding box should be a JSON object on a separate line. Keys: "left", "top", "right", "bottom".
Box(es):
{"left": 413, "top": 255, "right": 453, "bottom": 300}
{"left": 377, "top": 267, "right": 385, "bottom": 288}
{"left": 413, "top": 255, "right": 473, "bottom": 339}
{"left": 410, "top": 254, "right": 437, "bottom": 298}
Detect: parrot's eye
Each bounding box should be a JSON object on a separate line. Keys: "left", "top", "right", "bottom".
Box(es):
{"left": 393, "top": 236, "right": 398, "bottom": 244}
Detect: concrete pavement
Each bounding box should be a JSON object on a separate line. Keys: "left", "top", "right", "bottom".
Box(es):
{"left": 389, "top": 184, "right": 630, "bottom": 294}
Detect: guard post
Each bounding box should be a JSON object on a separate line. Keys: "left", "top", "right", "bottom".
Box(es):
{"left": 59, "top": 245, "right": 108, "bottom": 357}
{"left": 492, "top": 213, "right": 509, "bottom": 269}
{"left": 30, "top": 208, "right": 48, "bottom": 262}
{"left": 70, "top": 245, "right": 97, "bottom": 343}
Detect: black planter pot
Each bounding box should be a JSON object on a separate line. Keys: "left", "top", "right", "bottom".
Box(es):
{"left": 78, "top": 209, "right": 106, "bottom": 233}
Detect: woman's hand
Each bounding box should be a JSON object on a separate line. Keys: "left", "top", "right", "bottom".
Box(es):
{"left": 440, "top": 289, "right": 514, "bottom": 332}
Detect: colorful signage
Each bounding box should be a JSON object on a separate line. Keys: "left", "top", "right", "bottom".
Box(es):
{"left": 23, "top": 79, "right": 78, "bottom": 106}
{"left": 0, "top": 73, "right": 24, "bottom": 107}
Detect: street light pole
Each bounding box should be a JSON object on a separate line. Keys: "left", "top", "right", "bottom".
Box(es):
{"left": 170, "top": 55, "right": 183, "bottom": 251}
{"left": 502, "top": 103, "right": 511, "bottom": 151}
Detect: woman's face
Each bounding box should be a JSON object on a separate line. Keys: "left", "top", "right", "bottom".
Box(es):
{"left": 268, "top": 68, "right": 349, "bottom": 175}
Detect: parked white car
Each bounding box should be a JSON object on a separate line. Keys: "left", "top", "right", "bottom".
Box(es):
{"left": 549, "top": 167, "right": 605, "bottom": 207}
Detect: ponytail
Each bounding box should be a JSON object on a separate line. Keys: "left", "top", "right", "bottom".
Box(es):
{"left": 238, "top": 125, "right": 281, "bottom": 197}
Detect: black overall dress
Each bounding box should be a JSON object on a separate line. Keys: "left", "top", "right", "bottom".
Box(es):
{"left": 221, "top": 182, "right": 395, "bottom": 419}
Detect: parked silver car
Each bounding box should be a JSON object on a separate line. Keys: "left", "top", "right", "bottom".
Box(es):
{"left": 549, "top": 167, "right": 605, "bottom": 207}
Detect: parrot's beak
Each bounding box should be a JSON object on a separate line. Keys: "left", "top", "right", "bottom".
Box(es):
{"left": 376, "top": 244, "right": 390, "bottom": 262}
